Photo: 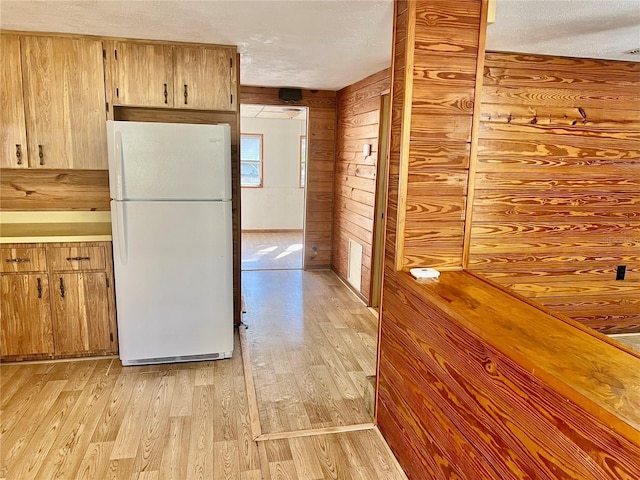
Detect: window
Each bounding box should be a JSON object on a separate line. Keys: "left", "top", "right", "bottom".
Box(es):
{"left": 299, "top": 136, "right": 307, "bottom": 188}
{"left": 241, "top": 134, "right": 263, "bottom": 187}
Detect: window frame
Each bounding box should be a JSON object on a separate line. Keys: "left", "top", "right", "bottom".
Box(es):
{"left": 240, "top": 133, "right": 264, "bottom": 188}
{"left": 299, "top": 135, "right": 307, "bottom": 188}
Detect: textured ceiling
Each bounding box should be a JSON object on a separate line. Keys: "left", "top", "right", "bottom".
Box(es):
{"left": 486, "top": 0, "right": 640, "bottom": 61}
{"left": 1, "top": 0, "right": 638, "bottom": 91}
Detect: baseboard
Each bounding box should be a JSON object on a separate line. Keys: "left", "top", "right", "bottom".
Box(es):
{"left": 242, "top": 229, "right": 303, "bottom": 233}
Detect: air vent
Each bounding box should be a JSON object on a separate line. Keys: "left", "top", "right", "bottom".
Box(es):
{"left": 624, "top": 48, "right": 640, "bottom": 55}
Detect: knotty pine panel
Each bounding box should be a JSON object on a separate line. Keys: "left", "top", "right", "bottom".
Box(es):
{"left": 239, "top": 86, "right": 336, "bottom": 269}
{"left": 469, "top": 52, "right": 640, "bottom": 332}
{"left": 0, "top": 169, "right": 110, "bottom": 211}
{"left": 377, "top": 271, "right": 640, "bottom": 480}
{"left": 332, "top": 69, "right": 390, "bottom": 301}
{"left": 387, "top": 0, "right": 482, "bottom": 272}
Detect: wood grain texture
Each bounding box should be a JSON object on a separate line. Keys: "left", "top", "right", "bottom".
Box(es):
{"left": 0, "top": 273, "right": 54, "bottom": 356}
{"left": 21, "top": 35, "right": 108, "bottom": 169}
{"left": 242, "top": 270, "right": 377, "bottom": 434}
{"left": 0, "top": 169, "right": 110, "bottom": 211}
{"left": 0, "top": 35, "right": 28, "bottom": 169}
{"left": 333, "top": 69, "right": 390, "bottom": 301}
{"left": 469, "top": 52, "right": 640, "bottom": 332}
{"left": 377, "top": 271, "right": 640, "bottom": 480}
{"left": 240, "top": 86, "right": 336, "bottom": 269}
{"left": 259, "top": 429, "right": 407, "bottom": 480}
{"left": 388, "top": 0, "right": 482, "bottom": 271}
{"left": 173, "top": 45, "right": 235, "bottom": 111}
{"left": 1, "top": 241, "right": 117, "bottom": 361}
{"left": 111, "top": 41, "right": 174, "bottom": 108}
{"left": 0, "top": 333, "right": 262, "bottom": 480}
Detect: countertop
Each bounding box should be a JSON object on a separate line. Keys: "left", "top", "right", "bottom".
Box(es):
{"left": 0, "top": 211, "right": 112, "bottom": 244}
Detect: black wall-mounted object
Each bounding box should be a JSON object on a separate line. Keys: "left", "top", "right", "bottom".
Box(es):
{"left": 616, "top": 265, "right": 626, "bottom": 280}
{"left": 279, "top": 88, "right": 302, "bottom": 103}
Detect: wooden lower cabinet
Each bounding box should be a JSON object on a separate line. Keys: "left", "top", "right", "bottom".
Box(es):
{"left": 51, "top": 272, "right": 112, "bottom": 355}
{"left": 0, "top": 273, "right": 54, "bottom": 356}
{"left": 0, "top": 241, "right": 117, "bottom": 361}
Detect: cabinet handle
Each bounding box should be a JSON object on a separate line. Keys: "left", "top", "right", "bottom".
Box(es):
{"left": 184, "top": 84, "right": 188, "bottom": 105}
{"left": 37, "top": 277, "right": 43, "bottom": 299}
{"left": 164, "top": 83, "right": 168, "bottom": 104}
{"left": 38, "top": 145, "right": 44, "bottom": 165}
{"left": 66, "top": 256, "right": 91, "bottom": 262}
{"left": 16, "top": 144, "right": 22, "bottom": 165}
{"left": 5, "top": 257, "right": 30, "bottom": 263}
{"left": 59, "top": 277, "right": 65, "bottom": 298}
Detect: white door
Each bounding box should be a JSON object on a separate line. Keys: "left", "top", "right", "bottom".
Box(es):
{"left": 111, "top": 200, "right": 233, "bottom": 363}
{"left": 107, "top": 121, "right": 231, "bottom": 201}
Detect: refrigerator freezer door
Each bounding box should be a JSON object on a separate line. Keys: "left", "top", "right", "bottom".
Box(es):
{"left": 111, "top": 200, "right": 233, "bottom": 364}
{"left": 107, "top": 121, "right": 231, "bottom": 201}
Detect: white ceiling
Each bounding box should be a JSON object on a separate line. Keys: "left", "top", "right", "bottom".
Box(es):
{"left": 1, "top": 0, "right": 638, "bottom": 91}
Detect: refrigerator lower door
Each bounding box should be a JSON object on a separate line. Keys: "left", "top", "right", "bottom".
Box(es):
{"left": 111, "top": 200, "right": 233, "bottom": 365}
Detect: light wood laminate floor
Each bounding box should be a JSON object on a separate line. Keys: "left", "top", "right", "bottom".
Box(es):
{"left": 242, "top": 231, "right": 303, "bottom": 271}
{"left": 1, "top": 271, "right": 406, "bottom": 480}
{"left": 242, "top": 270, "right": 378, "bottom": 434}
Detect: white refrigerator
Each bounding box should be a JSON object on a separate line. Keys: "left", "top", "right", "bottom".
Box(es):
{"left": 107, "top": 120, "right": 233, "bottom": 366}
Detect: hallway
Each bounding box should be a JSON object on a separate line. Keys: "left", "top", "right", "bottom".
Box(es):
{"left": 242, "top": 270, "right": 377, "bottom": 433}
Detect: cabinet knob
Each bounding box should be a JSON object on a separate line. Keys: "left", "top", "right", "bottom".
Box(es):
{"left": 59, "top": 277, "right": 65, "bottom": 298}
{"left": 37, "top": 277, "right": 43, "bottom": 299}
{"left": 184, "top": 84, "right": 188, "bottom": 105}
{"left": 16, "top": 144, "right": 22, "bottom": 165}
{"left": 164, "top": 83, "right": 168, "bottom": 104}
{"left": 38, "top": 145, "right": 44, "bottom": 165}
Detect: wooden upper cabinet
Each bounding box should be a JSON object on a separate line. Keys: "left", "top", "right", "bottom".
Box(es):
{"left": 173, "top": 46, "right": 235, "bottom": 111}
{"left": 0, "top": 35, "right": 29, "bottom": 169}
{"left": 112, "top": 41, "right": 173, "bottom": 107}
{"left": 21, "top": 36, "right": 108, "bottom": 169}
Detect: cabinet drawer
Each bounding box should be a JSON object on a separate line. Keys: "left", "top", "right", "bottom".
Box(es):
{"left": 1, "top": 247, "right": 47, "bottom": 272}
{"left": 48, "top": 246, "right": 106, "bottom": 271}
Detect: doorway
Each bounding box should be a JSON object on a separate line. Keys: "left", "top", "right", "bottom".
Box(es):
{"left": 240, "top": 104, "right": 308, "bottom": 271}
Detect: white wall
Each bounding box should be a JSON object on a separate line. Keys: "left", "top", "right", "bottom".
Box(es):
{"left": 241, "top": 117, "right": 306, "bottom": 230}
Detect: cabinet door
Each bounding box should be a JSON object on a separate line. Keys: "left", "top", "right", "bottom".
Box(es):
{"left": 51, "top": 272, "right": 112, "bottom": 355}
{"left": 174, "top": 46, "right": 235, "bottom": 111}
{"left": 113, "top": 42, "right": 173, "bottom": 107}
{"left": 1, "top": 274, "right": 54, "bottom": 356}
{"left": 21, "top": 36, "right": 108, "bottom": 169}
{"left": 0, "top": 35, "right": 29, "bottom": 169}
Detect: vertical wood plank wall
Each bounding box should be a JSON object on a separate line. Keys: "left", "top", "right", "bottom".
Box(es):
{"left": 392, "top": 0, "right": 483, "bottom": 270}
{"left": 333, "top": 69, "right": 390, "bottom": 300}
{"left": 468, "top": 53, "right": 640, "bottom": 333}
{"left": 239, "top": 87, "right": 337, "bottom": 268}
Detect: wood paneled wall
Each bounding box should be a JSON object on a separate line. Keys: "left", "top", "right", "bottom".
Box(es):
{"left": 377, "top": 271, "right": 640, "bottom": 480}
{"left": 388, "top": 0, "right": 486, "bottom": 270}
{"left": 0, "top": 170, "right": 110, "bottom": 211}
{"left": 467, "top": 53, "right": 640, "bottom": 333}
{"left": 332, "top": 69, "right": 390, "bottom": 300}
{"left": 239, "top": 86, "right": 336, "bottom": 269}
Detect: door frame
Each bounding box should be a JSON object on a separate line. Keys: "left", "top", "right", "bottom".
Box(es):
{"left": 369, "top": 93, "right": 391, "bottom": 308}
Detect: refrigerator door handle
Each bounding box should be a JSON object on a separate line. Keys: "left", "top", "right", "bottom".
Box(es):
{"left": 114, "top": 201, "right": 128, "bottom": 265}
{"left": 114, "top": 130, "right": 124, "bottom": 199}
